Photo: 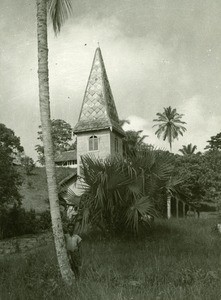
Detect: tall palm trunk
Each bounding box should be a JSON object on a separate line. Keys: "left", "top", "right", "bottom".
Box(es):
{"left": 36, "top": 0, "right": 74, "bottom": 284}
{"left": 167, "top": 193, "right": 171, "bottom": 219}
{"left": 169, "top": 142, "right": 172, "bottom": 152}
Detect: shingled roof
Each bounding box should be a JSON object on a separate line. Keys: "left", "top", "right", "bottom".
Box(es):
{"left": 54, "top": 150, "right": 77, "bottom": 163}
{"left": 73, "top": 47, "right": 125, "bottom": 136}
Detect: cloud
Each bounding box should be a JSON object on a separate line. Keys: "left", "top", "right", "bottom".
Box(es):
{"left": 177, "top": 95, "right": 221, "bottom": 151}
{"left": 123, "top": 115, "right": 168, "bottom": 150}
{"left": 123, "top": 95, "right": 221, "bottom": 153}
{"left": 1, "top": 0, "right": 221, "bottom": 160}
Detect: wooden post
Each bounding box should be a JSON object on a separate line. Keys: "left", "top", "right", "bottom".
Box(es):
{"left": 183, "top": 202, "right": 185, "bottom": 218}
{"left": 167, "top": 195, "right": 171, "bottom": 219}
{"left": 176, "top": 198, "right": 179, "bottom": 218}
{"left": 194, "top": 209, "right": 196, "bottom": 218}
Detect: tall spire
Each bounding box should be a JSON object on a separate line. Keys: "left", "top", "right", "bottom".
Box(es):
{"left": 73, "top": 48, "right": 125, "bottom": 136}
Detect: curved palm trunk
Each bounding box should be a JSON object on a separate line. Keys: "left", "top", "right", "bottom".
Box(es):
{"left": 36, "top": 0, "right": 74, "bottom": 284}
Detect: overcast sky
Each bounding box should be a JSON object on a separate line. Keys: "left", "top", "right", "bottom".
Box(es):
{"left": 1, "top": 0, "right": 221, "bottom": 160}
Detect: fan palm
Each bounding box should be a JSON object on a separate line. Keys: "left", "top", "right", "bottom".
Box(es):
{"left": 153, "top": 106, "right": 186, "bottom": 152}
{"left": 179, "top": 143, "right": 197, "bottom": 155}
{"left": 78, "top": 149, "right": 175, "bottom": 235}
{"left": 36, "top": 0, "right": 74, "bottom": 284}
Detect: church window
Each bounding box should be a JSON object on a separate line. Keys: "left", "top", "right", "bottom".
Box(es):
{"left": 89, "top": 135, "right": 98, "bottom": 151}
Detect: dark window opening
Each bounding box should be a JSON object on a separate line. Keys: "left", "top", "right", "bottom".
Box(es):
{"left": 89, "top": 135, "right": 98, "bottom": 151}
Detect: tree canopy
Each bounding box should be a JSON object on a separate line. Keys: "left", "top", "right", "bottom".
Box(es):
{"left": 0, "top": 124, "right": 23, "bottom": 207}
{"left": 35, "top": 119, "right": 75, "bottom": 164}
{"left": 174, "top": 150, "right": 221, "bottom": 206}
{"left": 0, "top": 123, "right": 23, "bottom": 154}
{"left": 205, "top": 132, "right": 221, "bottom": 151}
{"left": 179, "top": 143, "right": 197, "bottom": 155}
{"left": 123, "top": 130, "right": 152, "bottom": 156}
{"left": 153, "top": 106, "right": 186, "bottom": 151}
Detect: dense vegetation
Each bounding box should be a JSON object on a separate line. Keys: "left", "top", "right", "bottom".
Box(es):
{"left": 35, "top": 119, "right": 76, "bottom": 165}
{"left": 174, "top": 150, "right": 221, "bottom": 207}
{"left": 0, "top": 164, "right": 73, "bottom": 239}
{"left": 78, "top": 150, "right": 175, "bottom": 235}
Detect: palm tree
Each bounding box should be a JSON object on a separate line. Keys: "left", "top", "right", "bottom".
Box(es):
{"left": 153, "top": 106, "right": 186, "bottom": 152}
{"left": 119, "top": 119, "right": 130, "bottom": 127}
{"left": 78, "top": 149, "right": 175, "bottom": 235}
{"left": 164, "top": 176, "right": 184, "bottom": 219}
{"left": 124, "top": 130, "right": 149, "bottom": 156}
{"left": 36, "top": 0, "right": 74, "bottom": 284}
{"left": 179, "top": 143, "right": 197, "bottom": 155}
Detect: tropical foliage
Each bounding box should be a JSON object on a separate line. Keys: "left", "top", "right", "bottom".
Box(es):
{"left": 77, "top": 149, "right": 177, "bottom": 235}
{"left": 0, "top": 124, "right": 23, "bottom": 239}
{"left": 205, "top": 132, "right": 221, "bottom": 151}
{"left": 0, "top": 147, "right": 22, "bottom": 208}
{"left": 173, "top": 150, "right": 221, "bottom": 207}
{"left": 153, "top": 106, "right": 186, "bottom": 151}
{"left": 0, "top": 124, "right": 23, "bottom": 207}
{"left": 0, "top": 123, "right": 23, "bottom": 155}
{"left": 48, "top": 0, "right": 73, "bottom": 34}
{"left": 21, "top": 156, "right": 35, "bottom": 175}
{"left": 35, "top": 119, "right": 75, "bottom": 165}
{"left": 123, "top": 130, "right": 152, "bottom": 156}
{"left": 179, "top": 143, "right": 197, "bottom": 155}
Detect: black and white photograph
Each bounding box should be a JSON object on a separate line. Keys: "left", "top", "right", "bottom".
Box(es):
{"left": 1, "top": 0, "right": 221, "bottom": 299}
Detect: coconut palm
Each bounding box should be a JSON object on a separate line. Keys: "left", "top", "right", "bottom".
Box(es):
{"left": 153, "top": 106, "right": 186, "bottom": 152}
{"left": 36, "top": 0, "right": 74, "bottom": 284}
{"left": 179, "top": 143, "right": 197, "bottom": 155}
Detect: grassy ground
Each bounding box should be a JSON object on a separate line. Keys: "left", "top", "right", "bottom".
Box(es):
{"left": 1, "top": 218, "right": 221, "bottom": 300}
{"left": 18, "top": 166, "right": 74, "bottom": 212}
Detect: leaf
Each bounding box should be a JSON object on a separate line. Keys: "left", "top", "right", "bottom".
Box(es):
{"left": 48, "top": 0, "right": 73, "bottom": 34}
{"left": 126, "top": 196, "right": 157, "bottom": 233}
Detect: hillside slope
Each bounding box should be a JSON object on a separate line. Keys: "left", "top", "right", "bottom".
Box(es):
{"left": 18, "top": 167, "right": 75, "bottom": 213}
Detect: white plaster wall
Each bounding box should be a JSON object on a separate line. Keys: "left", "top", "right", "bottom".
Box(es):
{"left": 110, "top": 131, "right": 124, "bottom": 157}
{"left": 76, "top": 130, "right": 111, "bottom": 175}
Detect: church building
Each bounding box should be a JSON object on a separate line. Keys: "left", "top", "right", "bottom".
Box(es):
{"left": 73, "top": 47, "right": 125, "bottom": 176}
{"left": 59, "top": 47, "right": 125, "bottom": 207}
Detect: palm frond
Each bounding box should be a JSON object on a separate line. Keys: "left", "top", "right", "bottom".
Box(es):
{"left": 48, "top": 0, "right": 73, "bottom": 34}
{"left": 125, "top": 196, "right": 157, "bottom": 233}
{"left": 179, "top": 143, "right": 197, "bottom": 155}
{"left": 77, "top": 207, "right": 90, "bottom": 233}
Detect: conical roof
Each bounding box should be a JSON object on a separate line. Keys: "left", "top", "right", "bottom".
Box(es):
{"left": 73, "top": 48, "right": 125, "bottom": 136}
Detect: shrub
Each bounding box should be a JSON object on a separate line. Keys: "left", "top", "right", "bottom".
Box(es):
{"left": 37, "top": 210, "right": 51, "bottom": 231}
{"left": 0, "top": 206, "right": 38, "bottom": 239}
{"left": 79, "top": 150, "right": 175, "bottom": 236}
{"left": 0, "top": 207, "right": 52, "bottom": 240}
{"left": 21, "top": 156, "right": 35, "bottom": 175}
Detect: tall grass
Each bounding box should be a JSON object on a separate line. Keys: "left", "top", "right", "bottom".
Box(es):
{"left": 1, "top": 218, "right": 221, "bottom": 300}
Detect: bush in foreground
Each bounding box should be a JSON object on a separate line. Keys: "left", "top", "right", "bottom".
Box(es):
{"left": 0, "top": 206, "right": 51, "bottom": 239}
{"left": 79, "top": 150, "right": 176, "bottom": 236}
